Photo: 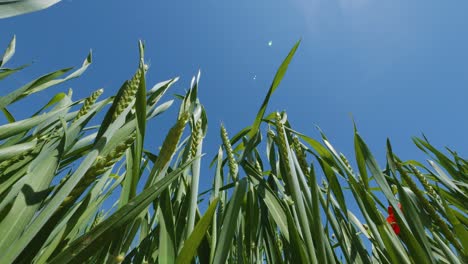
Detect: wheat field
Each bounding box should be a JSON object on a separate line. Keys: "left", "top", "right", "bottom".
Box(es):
{"left": 0, "top": 36, "right": 466, "bottom": 264}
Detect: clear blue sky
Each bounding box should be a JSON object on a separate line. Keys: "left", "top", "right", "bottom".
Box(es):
{"left": 1, "top": 0, "right": 467, "bottom": 194}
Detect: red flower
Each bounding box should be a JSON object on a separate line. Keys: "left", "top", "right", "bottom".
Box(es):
{"left": 386, "top": 203, "right": 401, "bottom": 235}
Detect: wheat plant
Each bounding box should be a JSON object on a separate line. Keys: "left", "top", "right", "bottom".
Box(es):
{"left": 0, "top": 36, "right": 466, "bottom": 264}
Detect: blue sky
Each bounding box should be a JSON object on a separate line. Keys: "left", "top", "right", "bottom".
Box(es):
{"left": 1, "top": 0, "right": 467, "bottom": 194}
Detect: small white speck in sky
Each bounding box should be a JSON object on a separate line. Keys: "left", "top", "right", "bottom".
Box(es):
{"left": 268, "top": 41, "right": 273, "bottom": 46}
{"left": 253, "top": 75, "right": 257, "bottom": 80}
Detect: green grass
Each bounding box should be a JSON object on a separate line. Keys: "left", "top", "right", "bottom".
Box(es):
{"left": 0, "top": 37, "right": 466, "bottom": 264}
